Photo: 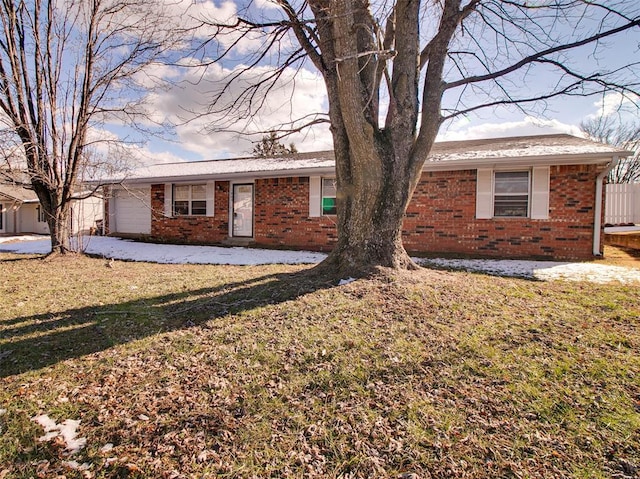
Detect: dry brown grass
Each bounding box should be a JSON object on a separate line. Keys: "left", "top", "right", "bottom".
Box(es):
{"left": 1, "top": 253, "right": 639, "bottom": 478}
{"left": 600, "top": 245, "right": 640, "bottom": 267}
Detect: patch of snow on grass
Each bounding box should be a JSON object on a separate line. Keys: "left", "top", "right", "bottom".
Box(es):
{"left": 533, "top": 262, "right": 640, "bottom": 284}
{"left": 32, "top": 415, "right": 87, "bottom": 454}
{"left": 419, "top": 258, "right": 640, "bottom": 284}
{"left": 1, "top": 235, "right": 638, "bottom": 284}
{"left": 0, "top": 236, "right": 328, "bottom": 265}
{"left": 0, "top": 234, "right": 46, "bottom": 243}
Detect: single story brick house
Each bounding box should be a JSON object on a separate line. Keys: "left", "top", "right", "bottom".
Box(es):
{"left": 0, "top": 184, "right": 103, "bottom": 236}
{"left": 102, "top": 134, "right": 631, "bottom": 260}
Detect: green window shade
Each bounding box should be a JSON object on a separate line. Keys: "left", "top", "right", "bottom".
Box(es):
{"left": 322, "top": 197, "right": 336, "bottom": 215}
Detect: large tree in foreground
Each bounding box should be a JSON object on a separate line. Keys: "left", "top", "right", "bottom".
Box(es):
{"left": 0, "top": 0, "right": 180, "bottom": 254}
{"left": 202, "top": 1, "right": 639, "bottom": 275}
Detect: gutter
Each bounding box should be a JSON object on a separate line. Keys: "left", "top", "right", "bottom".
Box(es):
{"left": 92, "top": 147, "right": 635, "bottom": 187}
{"left": 106, "top": 166, "right": 337, "bottom": 186}
{"left": 423, "top": 153, "right": 624, "bottom": 172}
{"left": 593, "top": 156, "right": 620, "bottom": 256}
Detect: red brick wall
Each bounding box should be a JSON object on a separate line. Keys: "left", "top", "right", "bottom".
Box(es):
{"left": 402, "top": 165, "right": 602, "bottom": 259}
{"left": 107, "top": 164, "right": 604, "bottom": 260}
{"left": 149, "top": 182, "right": 230, "bottom": 243}
{"left": 254, "top": 177, "right": 337, "bottom": 251}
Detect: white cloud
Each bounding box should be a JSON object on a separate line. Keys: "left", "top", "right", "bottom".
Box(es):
{"left": 162, "top": 0, "right": 238, "bottom": 38}
{"left": 120, "top": 143, "right": 189, "bottom": 166}
{"left": 132, "top": 63, "right": 182, "bottom": 89}
{"left": 137, "top": 62, "right": 332, "bottom": 159}
{"left": 161, "top": 0, "right": 287, "bottom": 55}
{"left": 85, "top": 124, "right": 188, "bottom": 170}
{"left": 588, "top": 91, "right": 640, "bottom": 119}
{"left": 254, "top": 0, "right": 282, "bottom": 10}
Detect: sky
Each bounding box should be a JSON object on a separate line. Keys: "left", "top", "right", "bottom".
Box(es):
{"left": 97, "top": 0, "right": 640, "bottom": 166}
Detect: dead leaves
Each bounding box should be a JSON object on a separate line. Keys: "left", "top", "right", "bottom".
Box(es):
{"left": 2, "top": 265, "right": 639, "bottom": 478}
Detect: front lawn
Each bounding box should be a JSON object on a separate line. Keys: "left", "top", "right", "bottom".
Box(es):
{"left": 1, "top": 253, "right": 638, "bottom": 478}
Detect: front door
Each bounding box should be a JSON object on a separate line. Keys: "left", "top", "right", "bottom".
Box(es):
{"left": 232, "top": 184, "right": 254, "bottom": 237}
{"left": 0, "top": 203, "right": 4, "bottom": 233}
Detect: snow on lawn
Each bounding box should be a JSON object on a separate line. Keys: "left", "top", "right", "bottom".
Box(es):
{"left": 418, "top": 258, "right": 640, "bottom": 284}
{"left": 32, "top": 414, "right": 87, "bottom": 455}
{"left": 0, "top": 235, "right": 328, "bottom": 265}
{"left": 0, "top": 234, "right": 46, "bottom": 243}
{"left": 1, "top": 235, "right": 639, "bottom": 284}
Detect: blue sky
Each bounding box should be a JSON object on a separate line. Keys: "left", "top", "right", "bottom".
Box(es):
{"left": 101, "top": 0, "right": 639, "bottom": 165}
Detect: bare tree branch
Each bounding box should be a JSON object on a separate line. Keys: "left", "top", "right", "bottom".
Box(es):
{"left": 0, "top": 0, "right": 184, "bottom": 254}
{"left": 443, "top": 16, "right": 640, "bottom": 91}
{"left": 582, "top": 115, "right": 640, "bottom": 183}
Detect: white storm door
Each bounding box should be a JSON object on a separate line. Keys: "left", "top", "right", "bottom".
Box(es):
{"left": 232, "top": 184, "right": 254, "bottom": 237}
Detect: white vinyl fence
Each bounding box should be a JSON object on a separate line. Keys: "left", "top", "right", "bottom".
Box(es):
{"left": 606, "top": 183, "right": 640, "bottom": 225}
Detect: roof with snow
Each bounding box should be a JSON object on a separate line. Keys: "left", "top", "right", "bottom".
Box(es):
{"left": 116, "top": 134, "right": 631, "bottom": 184}
{"left": 126, "top": 150, "right": 336, "bottom": 183}
{"left": 0, "top": 184, "right": 38, "bottom": 202}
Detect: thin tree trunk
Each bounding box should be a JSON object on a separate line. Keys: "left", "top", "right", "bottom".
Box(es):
{"left": 36, "top": 186, "right": 73, "bottom": 255}
{"left": 47, "top": 205, "right": 72, "bottom": 255}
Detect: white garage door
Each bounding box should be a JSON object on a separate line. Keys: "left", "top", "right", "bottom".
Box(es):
{"left": 114, "top": 187, "right": 151, "bottom": 234}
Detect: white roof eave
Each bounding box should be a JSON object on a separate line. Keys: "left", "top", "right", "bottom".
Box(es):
{"left": 423, "top": 152, "right": 624, "bottom": 171}
{"left": 116, "top": 166, "right": 337, "bottom": 185}
{"left": 98, "top": 141, "right": 631, "bottom": 186}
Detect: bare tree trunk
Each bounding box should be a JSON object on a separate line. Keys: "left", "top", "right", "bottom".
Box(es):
{"left": 0, "top": 0, "right": 183, "bottom": 259}
{"left": 47, "top": 205, "right": 72, "bottom": 255}
{"left": 309, "top": 0, "right": 424, "bottom": 276}
{"left": 321, "top": 148, "right": 420, "bottom": 276}
{"left": 32, "top": 182, "right": 72, "bottom": 254}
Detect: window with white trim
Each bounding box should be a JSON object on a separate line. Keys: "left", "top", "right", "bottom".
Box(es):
{"left": 36, "top": 206, "right": 47, "bottom": 223}
{"left": 173, "top": 184, "right": 207, "bottom": 216}
{"left": 476, "top": 167, "right": 549, "bottom": 220}
{"left": 493, "top": 171, "right": 530, "bottom": 217}
{"left": 0, "top": 203, "right": 3, "bottom": 229}
{"left": 321, "top": 178, "right": 337, "bottom": 215}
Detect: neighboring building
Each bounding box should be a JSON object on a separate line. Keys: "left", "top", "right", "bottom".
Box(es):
{"left": 0, "top": 184, "right": 103, "bottom": 235}
{"left": 102, "top": 134, "right": 632, "bottom": 260}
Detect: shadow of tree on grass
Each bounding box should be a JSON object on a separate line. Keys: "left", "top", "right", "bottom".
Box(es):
{"left": 0, "top": 266, "right": 336, "bottom": 378}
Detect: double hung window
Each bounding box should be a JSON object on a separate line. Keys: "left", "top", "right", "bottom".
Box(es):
{"left": 321, "top": 178, "right": 337, "bottom": 215}
{"left": 493, "top": 171, "right": 530, "bottom": 217}
{"left": 476, "top": 167, "right": 549, "bottom": 220}
{"left": 173, "top": 184, "right": 207, "bottom": 216}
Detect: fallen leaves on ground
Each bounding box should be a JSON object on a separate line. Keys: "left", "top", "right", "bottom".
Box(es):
{"left": 1, "top": 256, "right": 639, "bottom": 478}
